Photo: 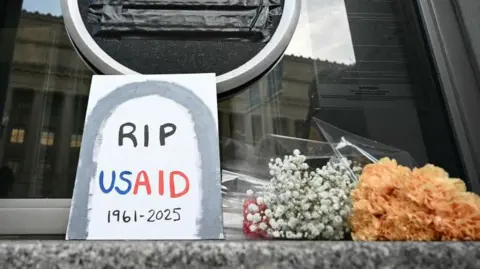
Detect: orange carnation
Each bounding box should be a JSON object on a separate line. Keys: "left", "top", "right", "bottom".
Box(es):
{"left": 350, "top": 158, "right": 480, "bottom": 241}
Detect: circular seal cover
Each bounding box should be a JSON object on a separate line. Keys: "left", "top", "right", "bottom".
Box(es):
{"left": 61, "top": 0, "right": 301, "bottom": 95}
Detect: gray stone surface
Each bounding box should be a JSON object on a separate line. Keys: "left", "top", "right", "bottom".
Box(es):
{"left": 0, "top": 241, "right": 479, "bottom": 269}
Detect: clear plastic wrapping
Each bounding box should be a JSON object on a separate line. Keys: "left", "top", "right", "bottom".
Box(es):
{"left": 88, "top": 0, "right": 283, "bottom": 41}
{"left": 311, "top": 117, "right": 418, "bottom": 179}
{"left": 222, "top": 170, "right": 266, "bottom": 239}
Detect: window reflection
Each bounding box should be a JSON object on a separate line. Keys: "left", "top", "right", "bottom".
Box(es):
{"left": 40, "top": 131, "right": 55, "bottom": 146}
{"left": 0, "top": 6, "right": 93, "bottom": 198}
{"left": 219, "top": 0, "right": 464, "bottom": 182}
{"left": 0, "top": 0, "right": 466, "bottom": 199}
{"left": 9, "top": 129, "right": 25, "bottom": 144}
{"left": 70, "top": 134, "right": 82, "bottom": 148}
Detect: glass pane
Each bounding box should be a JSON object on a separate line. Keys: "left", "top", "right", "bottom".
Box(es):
{"left": 0, "top": 0, "right": 93, "bottom": 198}
{"left": 0, "top": 0, "right": 468, "bottom": 201}
{"left": 220, "top": 0, "right": 466, "bottom": 186}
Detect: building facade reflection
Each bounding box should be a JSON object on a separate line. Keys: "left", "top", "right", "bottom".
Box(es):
{"left": 0, "top": 11, "right": 92, "bottom": 198}
{"left": 0, "top": 11, "right": 330, "bottom": 198}
{"left": 1, "top": 0, "right": 466, "bottom": 198}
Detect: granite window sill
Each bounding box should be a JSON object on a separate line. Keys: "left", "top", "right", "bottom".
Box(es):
{"left": 0, "top": 241, "right": 478, "bottom": 269}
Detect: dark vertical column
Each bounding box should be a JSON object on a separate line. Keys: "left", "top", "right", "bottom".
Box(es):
{"left": 0, "top": 0, "right": 23, "bottom": 148}
{"left": 453, "top": 0, "right": 480, "bottom": 85}
{"left": 53, "top": 93, "right": 74, "bottom": 197}
{"left": 219, "top": 111, "right": 230, "bottom": 139}
{"left": 395, "top": 1, "right": 465, "bottom": 179}
{"left": 17, "top": 90, "right": 45, "bottom": 196}
{"left": 0, "top": 86, "right": 13, "bottom": 163}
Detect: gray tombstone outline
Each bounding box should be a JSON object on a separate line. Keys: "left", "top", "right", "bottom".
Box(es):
{"left": 66, "top": 80, "right": 223, "bottom": 239}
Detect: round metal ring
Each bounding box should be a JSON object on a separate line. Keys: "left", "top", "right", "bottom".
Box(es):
{"left": 61, "top": 0, "right": 301, "bottom": 95}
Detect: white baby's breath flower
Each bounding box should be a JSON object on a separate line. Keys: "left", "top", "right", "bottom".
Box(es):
{"left": 249, "top": 225, "right": 257, "bottom": 232}
{"left": 264, "top": 209, "right": 272, "bottom": 218}
{"left": 301, "top": 203, "right": 311, "bottom": 211}
{"left": 307, "top": 192, "right": 317, "bottom": 200}
{"left": 311, "top": 227, "right": 320, "bottom": 237}
{"left": 287, "top": 217, "right": 299, "bottom": 229}
{"left": 286, "top": 231, "right": 294, "bottom": 239}
{"left": 320, "top": 205, "right": 328, "bottom": 213}
{"left": 285, "top": 211, "right": 295, "bottom": 219}
{"left": 304, "top": 211, "right": 312, "bottom": 220}
{"left": 274, "top": 206, "right": 285, "bottom": 217}
{"left": 252, "top": 213, "right": 262, "bottom": 223}
{"left": 259, "top": 222, "right": 268, "bottom": 230}
{"left": 246, "top": 213, "right": 254, "bottom": 221}
{"left": 256, "top": 197, "right": 264, "bottom": 205}
{"left": 333, "top": 215, "right": 343, "bottom": 225}
{"left": 248, "top": 203, "right": 259, "bottom": 213}
{"left": 258, "top": 151, "right": 360, "bottom": 240}
{"left": 246, "top": 189, "right": 254, "bottom": 196}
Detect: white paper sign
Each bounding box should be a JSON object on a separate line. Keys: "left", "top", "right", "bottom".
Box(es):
{"left": 66, "top": 74, "right": 224, "bottom": 240}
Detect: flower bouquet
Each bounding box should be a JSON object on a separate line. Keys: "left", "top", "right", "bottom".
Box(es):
{"left": 243, "top": 150, "right": 361, "bottom": 240}
{"left": 350, "top": 158, "right": 480, "bottom": 241}
{"left": 311, "top": 118, "right": 480, "bottom": 240}
{"left": 237, "top": 129, "right": 393, "bottom": 240}
{"left": 233, "top": 118, "right": 480, "bottom": 241}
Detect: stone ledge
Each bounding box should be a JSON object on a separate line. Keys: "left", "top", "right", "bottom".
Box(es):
{"left": 0, "top": 241, "right": 479, "bottom": 269}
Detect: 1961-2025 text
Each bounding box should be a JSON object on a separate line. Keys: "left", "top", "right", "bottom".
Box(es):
{"left": 107, "top": 208, "right": 181, "bottom": 223}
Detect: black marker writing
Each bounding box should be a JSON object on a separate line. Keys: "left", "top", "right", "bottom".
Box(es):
{"left": 160, "top": 123, "right": 176, "bottom": 146}
{"left": 119, "top": 122, "right": 137, "bottom": 147}
{"left": 118, "top": 123, "right": 177, "bottom": 147}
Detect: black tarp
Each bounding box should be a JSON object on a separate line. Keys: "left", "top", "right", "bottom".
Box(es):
{"left": 88, "top": 0, "right": 283, "bottom": 42}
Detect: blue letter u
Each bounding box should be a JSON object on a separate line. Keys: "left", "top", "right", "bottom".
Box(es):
{"left": 99, "top": 171, "right": 116, "bottom": 194}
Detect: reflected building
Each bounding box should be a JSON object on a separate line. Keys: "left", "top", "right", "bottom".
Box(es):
{"left": 0, "top": 11, "right": 92, "bottom": 198}
{"left": 0, "top": 11, "right": 335, "bottom": 198}
{"left": 218, "top": 56, "right": 348, "bottom": 144}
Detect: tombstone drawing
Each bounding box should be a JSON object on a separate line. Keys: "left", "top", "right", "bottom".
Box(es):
{"left": 66, "top": 74, "right": 223, "bottom": 240}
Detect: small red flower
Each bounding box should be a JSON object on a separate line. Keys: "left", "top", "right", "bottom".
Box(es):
{"left": 242, "top": 198, "right": 271, "bottom": 239}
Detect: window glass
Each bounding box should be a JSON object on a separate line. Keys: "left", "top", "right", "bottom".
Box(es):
{"left": 218, "top": 0, "right": 465, "bottom": 183}
{"left": 0, "top": 0, "right": 467, "bottom": 201}
{"left": 0, "top": 0, "right": 93, "bottom": 198}
{"left": 454, "top": 0, "right": 480, "bottom": 80}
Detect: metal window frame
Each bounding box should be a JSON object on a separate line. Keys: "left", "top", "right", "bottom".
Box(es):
{"left": 417, "top": 0, "right": 480, "bottom": 192}
{"left": 451, "top": 0, "right": 480, "bottom": 84}
{"left": 1, "top": 0, "right": 480, "bottom": 235}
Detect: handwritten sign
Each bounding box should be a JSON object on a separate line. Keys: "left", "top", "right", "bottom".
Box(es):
{"left": 66, "top": 74, "right": 224, "bottom": 240}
